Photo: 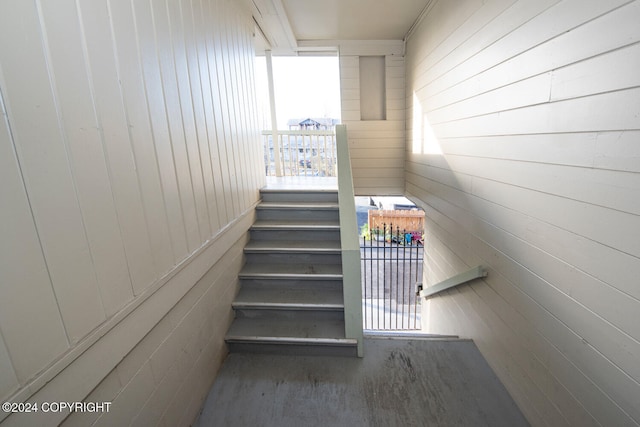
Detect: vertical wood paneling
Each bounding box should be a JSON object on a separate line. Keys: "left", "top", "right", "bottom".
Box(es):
{"left": 224, "top": 8, "right": 248, "bottom": 212}
{"left": 232, "top": 11, "right": 255, "bottom": 210}
{"left": 180, "top": 0, "right": 220, "bottom": 234}
{"left": 240, "top": 16, "right": 263, "bottom": 198}
{"left": 192, "top": 0, "right": 229, "bottom": 227}
{"left": 1, "top": 0, "right": 106, "bottom": 345}
{"left": 78, "top": 0, "right": 158, "bottom": 296}
{"left": 167, "top": 0, "right": 211, "bottom": 244}
{"left": 406, "top": 0, "right": 640, "bottom": 425}
{"left": 206, "top": 0, "right": 237, "bottom": 222}
{"left": 0, "top": 332, "right": 18, "bottom": 400}
{"left": 151, "top": 0, "right": 201, "bottom": 254}
{"left": 216, "top": 1, "right": 245, "bottom": 216}
{"left": 107, "top": 0, "right": 175, "bottom": 278}
{"left": 0, "top": 0, "right": 261, "bottom": 412}
{"left": 133, "top": 0, "right": 188, "bottom": 262}
{"left": 40, "top": 0, "right": 133, "bottom": 317}
{"left": 0, "top": 82, "right": 68, "bottom": 385}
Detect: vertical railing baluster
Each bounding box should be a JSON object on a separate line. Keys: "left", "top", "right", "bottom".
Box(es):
{"left": 292, "top": 133, "right": 295, "bottom": 176}
{"left": 323, "top": 134, "right": 328, "bottom": 176}
{"left": 394, "top": 225, "right": 399, "bottom": 329}
{"left": 402, "top": 227, "right": 407, "bottom": 329}
{"left": 415, "top": 239, "right": 420, "bottom": 329}
{"left": 304, "top": 135, "right": 313, "bottom": 176}
{"left": 369, "top": 229, "right": 374, "bottom": 328}
{"left": 376, "top": 226, "right": 380, "bottom": 330}
{"left": 307, "top": 134, "right": 311, "bottom": 177}
{"left": 408, "top": 228, "right": 413, "bottom": 328}
{"left": 282, "top": 134, "right": 287, "bottom": 175}
{"left": 386, "top": 223, "right": 390, "bottom": 329}
{"left": 361, "top": 233, "right": 366, "bottom": 330}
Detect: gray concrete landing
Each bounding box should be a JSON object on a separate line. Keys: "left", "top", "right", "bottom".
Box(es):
{"left": 195, "top": 337, "right": 529, "bottom": 427}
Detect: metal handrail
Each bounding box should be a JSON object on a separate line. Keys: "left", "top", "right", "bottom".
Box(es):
{"left": 336, "top": 124, "right": 364, "bottom": 356}
{"left": 419, "top": 266, "right": 488, "bottom": 299}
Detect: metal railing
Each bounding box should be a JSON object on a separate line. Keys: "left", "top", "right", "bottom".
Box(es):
{"left": 361, "top": 223, "right": 423, "bottom": 330}
{"left": 262, "top": 129, "right": 337, "bottom": 177}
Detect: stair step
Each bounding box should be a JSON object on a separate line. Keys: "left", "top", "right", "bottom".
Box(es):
{"left": 251, "top": 219, "right": 340, "bottom": 230}
{"left": 234, "top": 308, "right": 344, "bottom": 321}
{"left": 239, "top": 263, "right": 342, "bottom": 280}
{"left": 249, "top": 220, "right": 341, "bottom": 242}
{"left": 225, "top": 186, "right": 357, "bottom": 357}
{"left": 239, "top": 278, "right": 344, "bottom": 289}
{"left": 225, "top": 317, "right": 357, "bottom": 356}
{"left": 256, "top": 202, "right": 339, "bottom": 221}
{"left": 233, "top": 285, "right": 344, "bottom": 310}
{"left": 227, "top": 315, "right": 348, "bottom": 339}
{"left": 257, "top": 202, "right": 339, "bottom": 210}
{"left": 244, "top": 252, "right": 342, "bottom": 265}
{"left": 244, "top": 240, "right": 341, "bottom": 253}
{"left": 260, "top": 189, "right": 338, "bottom": 203}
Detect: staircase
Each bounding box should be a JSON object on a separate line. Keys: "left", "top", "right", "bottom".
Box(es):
{"left": 225, "top": 188, "right": 359, "bottom": 357}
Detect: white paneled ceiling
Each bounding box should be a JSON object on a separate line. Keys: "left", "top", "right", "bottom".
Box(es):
{"left": 248, "top": 0, "right": 432, "bottom": 54}
{"left": 282, "top": 0, "right": 431, "bottom": 40}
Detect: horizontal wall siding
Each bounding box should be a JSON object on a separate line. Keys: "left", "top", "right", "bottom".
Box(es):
{"left": 0, "top": 0, "right": 263, "bottom": 424}
{"left": 406, "top": 0, "right": 640, "bottom": 426}
{"left": 340, "top": 49, "right": 406, "bottom": 195}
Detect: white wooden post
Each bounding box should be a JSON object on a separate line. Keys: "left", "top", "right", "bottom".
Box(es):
{"left": 336, "top": 125, "right": 364, "bottom": 356}
{"left": 265, "top": 50, "right": 282, "bottom": 177}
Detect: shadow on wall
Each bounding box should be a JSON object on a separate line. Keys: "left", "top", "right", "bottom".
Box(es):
{"left": 407, "top": 92, "right": 469, "bottom": 335}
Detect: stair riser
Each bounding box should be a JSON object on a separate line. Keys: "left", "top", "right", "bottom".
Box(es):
{"left": 244, "top": 252, "right": 342, "bottom": 265}
{"left": 239, "top": 279, "right": 343, "bottom": 290}
{"left": 260, "top": 191, "right": 338, "bottom": 203}
{"left": 226, "top": 342, "right": 357, "bottom": 357}
{"left": 234, "top": 308, "right": 345, "bottom": 321}
{"left": 256, "top": 208, "right": 339, "bottom": 222}
{"left": 250, "top": 229, "right": 341, "bottom": 241}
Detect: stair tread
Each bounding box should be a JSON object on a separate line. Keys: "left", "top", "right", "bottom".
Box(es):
{"left": 257, "top": 201, "right": 339, "bottom": 210}
{"left": 244, "top": 240, "right": 341, "bottom": 252}
{"left": 240, "top": 263, "right": 342, "bottom": 277}
{"left": 252, "top": 219, "right": 340, "bottom": 230}
{"left": 226, "top": 317, "right": 355, "bottom": 344}
{"left": 260, "top": 188, "right": 338, "bottom": 194}
{"left": 233, "top": 285, "right": 344, "bottom": 309}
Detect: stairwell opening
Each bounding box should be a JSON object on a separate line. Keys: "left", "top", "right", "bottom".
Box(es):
{"left": 356, "top": 196, "right": 425, "bottom": 331}
{"left": 254, "top": 54, "right": 342, "bottom": 177}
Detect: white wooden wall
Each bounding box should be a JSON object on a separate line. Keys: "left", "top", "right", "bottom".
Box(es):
{"left": 0, "top": 0, "right": 263, "bottom": 424}
{"left": 406, "top": 0, "right": 640, "bottom": 426}
{"left": 339, "top": 42, "right": 406, "bottom": 195}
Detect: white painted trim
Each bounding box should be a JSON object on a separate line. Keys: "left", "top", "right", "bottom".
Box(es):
{"left": 270, "top": 0, "right": 298, "bottom": 50}
{"left": 404, "top": 0, "right": 437, "bottom": 42}
{"left": 300, "top": 39, "right": 404, "bottom": 56}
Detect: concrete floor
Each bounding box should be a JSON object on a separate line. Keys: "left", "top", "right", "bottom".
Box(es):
{"left": 195, "top": 337, "right": 529, "bottom": 427}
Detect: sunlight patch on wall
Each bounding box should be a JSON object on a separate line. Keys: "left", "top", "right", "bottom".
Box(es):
{"left": 423, "top": 115, "right": 443, "bottom": 155}
{"left": 412, "top": 92, "right": 423, "bottom": 154}
{"left": 412, "top": 92, "right": 443, "bottom": 155}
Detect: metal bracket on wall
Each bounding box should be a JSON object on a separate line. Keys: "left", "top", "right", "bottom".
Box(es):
{"left": 419, "top": 266, "right": 488, "bottom": 299}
